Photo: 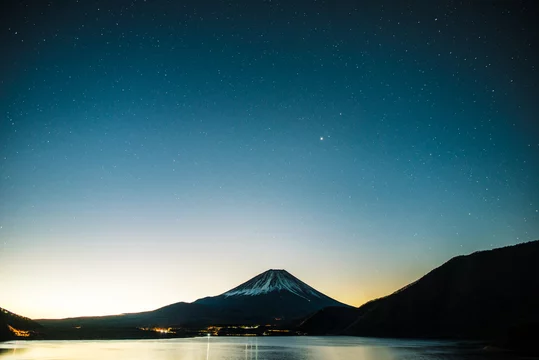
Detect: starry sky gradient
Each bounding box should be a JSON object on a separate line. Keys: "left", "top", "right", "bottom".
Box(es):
{"left": 1, "top": 0, "right": 538, "bottom": 318}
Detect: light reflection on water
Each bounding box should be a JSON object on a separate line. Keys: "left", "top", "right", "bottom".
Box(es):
{"left": 0, "top": 336, "right": 519, "bottom": 360}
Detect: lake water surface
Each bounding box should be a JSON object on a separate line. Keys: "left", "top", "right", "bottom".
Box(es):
{"left": 0, "top": 336, "right": 522, "bottom": 360}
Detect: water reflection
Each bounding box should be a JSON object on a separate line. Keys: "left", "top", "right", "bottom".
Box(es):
{"left": 0, "top": 336, "right": 521, "bottom": 360}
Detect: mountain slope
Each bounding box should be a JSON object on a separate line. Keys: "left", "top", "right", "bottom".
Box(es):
{"left": 300, "top": 240, "right": 539, "bottom": 340}
{"left": 194, "top": 269, "right": 352, "bottom": 324}
{"left": 37, "top": 302, "right": 215, "bottom": 328}
{"left": 0, "top": 307, "right": 42, "bottom": 341}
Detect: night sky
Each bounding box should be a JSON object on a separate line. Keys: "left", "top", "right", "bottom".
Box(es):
{"left": 1, "top": 0, "right": 538, "bottom": 319}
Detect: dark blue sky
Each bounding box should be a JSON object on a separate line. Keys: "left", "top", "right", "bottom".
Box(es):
{"left": 1, "top": 0, "right": 538, "bottom": 318}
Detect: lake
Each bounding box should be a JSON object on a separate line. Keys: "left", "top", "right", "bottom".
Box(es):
{"left": 0, "top": 336, "right": 522, "bottom": 360}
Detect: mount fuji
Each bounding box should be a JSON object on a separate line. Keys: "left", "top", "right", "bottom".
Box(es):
{"left": 193, "top": 269, "right": 351, "bottom": 324}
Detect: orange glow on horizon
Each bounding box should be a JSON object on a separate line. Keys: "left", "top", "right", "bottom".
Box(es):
{"left": 1, "top": 252, "right": 434, "bottom": 319}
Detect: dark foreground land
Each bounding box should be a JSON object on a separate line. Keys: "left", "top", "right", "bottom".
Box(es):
{"left": 300, "top": 240, "right": 539, "bottom": 355}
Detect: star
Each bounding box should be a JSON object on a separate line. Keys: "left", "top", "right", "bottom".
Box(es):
{"left": 320, "top": 137, "right": 324, "bottom": 141}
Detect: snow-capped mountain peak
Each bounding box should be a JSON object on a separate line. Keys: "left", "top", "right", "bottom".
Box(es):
{"left": 193, "top": 269, "right": 352, "bottom": 323}
{"left": 222, "top": 269, "right": 324, "bottom": 301}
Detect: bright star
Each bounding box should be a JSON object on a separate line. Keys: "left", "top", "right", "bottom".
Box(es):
{"left": 320, "top": 137, "right": 324, "bottom": 141}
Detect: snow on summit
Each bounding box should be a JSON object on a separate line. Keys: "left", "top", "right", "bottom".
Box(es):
{"left": 223, "top": 269, "right": 324, "bottom": 300}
